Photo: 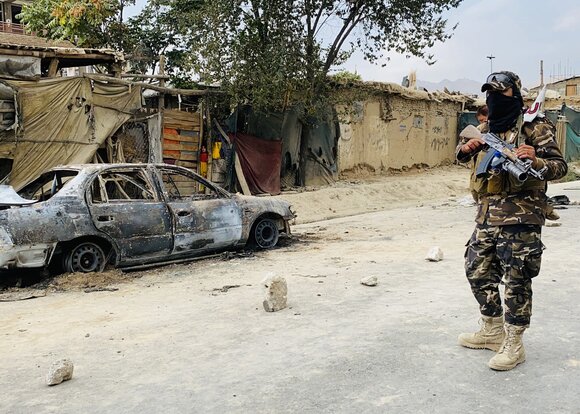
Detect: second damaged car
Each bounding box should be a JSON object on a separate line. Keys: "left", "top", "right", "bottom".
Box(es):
{"left": 0, "top": 164, "right": 294, "bottom": 273}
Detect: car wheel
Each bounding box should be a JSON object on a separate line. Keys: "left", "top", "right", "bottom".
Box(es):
{"left": 64, "top": 242, "right": 106, "bottom": 273}
{"left": 252, "top": 218, "right": 279, "bottom": 249}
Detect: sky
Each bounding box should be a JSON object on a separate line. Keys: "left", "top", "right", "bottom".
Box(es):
{"left": 340, "top": 0, "right": 580, "bottom": 89}
{"left": 125, "top": 0, "right": 580, "bottom": 90}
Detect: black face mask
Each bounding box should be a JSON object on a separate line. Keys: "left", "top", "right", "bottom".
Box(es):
{"left": 486, "top": 92, "right": 523, "bottom": 133}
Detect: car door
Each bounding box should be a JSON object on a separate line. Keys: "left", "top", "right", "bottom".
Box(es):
{"left": 87, "top": 167, "right": 173, "bottom": 260}
{"left": 156, "top": 166, "right": 242, "bottom": 254}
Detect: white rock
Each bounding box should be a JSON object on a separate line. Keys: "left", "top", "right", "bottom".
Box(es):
{"left": 360, "top": 276, "right": 378, "bottom": 286}
{"left": 46, "top": 359, "right": 74, "bottom": 386}
{"left": 546, "top": 221, "right": 562, "bottom": 227}
{"left": 457, "top": 196, "right": 476, "bottom": 207}
{"left": 262, "top": 275, "right": 287, "bottom": 312}
{"left": 425, "top": 247, "right": 444, "bottom": 262}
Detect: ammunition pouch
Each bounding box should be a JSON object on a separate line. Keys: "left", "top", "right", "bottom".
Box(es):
{"left": 471, "top": 149, "right": 546, "bottom": 197}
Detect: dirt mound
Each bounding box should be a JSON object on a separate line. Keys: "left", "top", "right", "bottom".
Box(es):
{"left": 0, "top": 270, "right": 134, "bottom": 300}
{"left": 277, "top": 165, "right": 470, "bottom": 224}
{"left": 46, "top": 269, "right": 133, "bottom": 291}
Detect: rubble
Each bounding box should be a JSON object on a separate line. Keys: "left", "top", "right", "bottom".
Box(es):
{"left": 457, "top": 196, "right": 476, "bottom": 207}
{"left": 262, "top": 275, "right": 287, "bottom": 312}
{"left": 46, "top": 359, "right": 74, "bottom": 386}
{"left": 425, "top": 247, "right": 444, "bottom": 262}
{"left": 360, "top": 276, "right": 378, "bottom": 286}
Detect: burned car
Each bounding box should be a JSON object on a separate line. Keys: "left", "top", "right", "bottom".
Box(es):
{"left": 0, "top": 164, "right": 294, "bottom": 273}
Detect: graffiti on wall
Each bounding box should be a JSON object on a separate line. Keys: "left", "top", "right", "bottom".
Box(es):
{"left": 430, "top": 136, "right": 450, "bottom": 150}
{"left": 413, "top": 116, "right": 424, "bottom": 128}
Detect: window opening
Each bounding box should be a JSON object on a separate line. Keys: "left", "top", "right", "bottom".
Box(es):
{"left": 160, "top": 169, "right": 220, "bottom": 201}
{"left": 91, "top": 171, "right": 155, "bottom": 203}
{"left": 18, "top": 171, "right": 78, "bottom": 201}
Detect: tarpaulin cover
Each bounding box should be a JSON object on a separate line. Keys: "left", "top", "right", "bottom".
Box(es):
{"left": 280, "top": 108, "right": 302, "bottom": 185}
{"left": 0, "top": 77, "right": 141, "bottom": 189}
{"left": 564, "top": 124, "right": 580, "bottom": 162}
{"left": 0, "top": 55, "right": 41, "bottom": 79}
{"left": 229, "top": 132, "right": 282, "bottom": 195}
{"left": 561, "top": 105, "right": 580, "bottom": 135}
{"left": 225, "top": 105, "right": 303, "bottom": 187}
{"left": 225, "top": 105, "right": 337, "bottom": 187}
{"left": 458, "top": 112, "right": 478, "bottom": 137}
{"left": 301, "top": 110, "right": 339, "bottom": 186}
{"left": 546, "top": 106, "right": 580, "bottom": 162}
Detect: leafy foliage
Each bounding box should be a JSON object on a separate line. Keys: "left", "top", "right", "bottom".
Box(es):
{"left": 331, "top": 70, "right": 363, "bottom": 83}
{"left": 19, "top": 0, "right": 200, "bottom": 77}
{"left": 186, "top": 0, "right": 462, "bottom": 111}
{"left": 124, "top": 0, "right": 203, "bottom": 76}
{"left": 20, "top": 0, "right": 463, "bottom": 111}
{"left": 20, "top": 0, "right": 133, "bottom": 48}
{"left": 184, "top": 1, "right": 308, "bottom": 110}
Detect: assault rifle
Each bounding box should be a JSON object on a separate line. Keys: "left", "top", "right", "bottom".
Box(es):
{"left": 475, "top": 132, "right": 546, "bottom": 182}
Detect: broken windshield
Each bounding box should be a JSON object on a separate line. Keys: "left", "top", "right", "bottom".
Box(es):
{"left": 18, "top": 170, "right": 79, "bottom": 202}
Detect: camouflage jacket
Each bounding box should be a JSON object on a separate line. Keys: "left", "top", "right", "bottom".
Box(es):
{"left": 456, "top": 118, "right": 568, "bottom": 226}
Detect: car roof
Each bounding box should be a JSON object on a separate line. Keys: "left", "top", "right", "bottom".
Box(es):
{"left": 44, "top": 163, "right": 229, "bottom": 196}
{"left": 49, "top": 163, "right": 189, "bottom": 173}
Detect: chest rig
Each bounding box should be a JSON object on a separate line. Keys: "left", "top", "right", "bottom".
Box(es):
{"left": 470, "top": 118, "right": 546, "bottom": 197}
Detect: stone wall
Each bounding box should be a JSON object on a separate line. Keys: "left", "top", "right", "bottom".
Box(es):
{"left": 337, "top": 93, "right": 463, "bottom": 174}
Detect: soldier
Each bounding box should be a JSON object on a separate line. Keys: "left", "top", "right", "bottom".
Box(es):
{"left": 456, "top": 71, "right": 567, "bottom": 371}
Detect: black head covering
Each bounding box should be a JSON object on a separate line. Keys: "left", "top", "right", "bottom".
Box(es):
{"left": 483, "top": 71, "right": 524, "bottom": 133}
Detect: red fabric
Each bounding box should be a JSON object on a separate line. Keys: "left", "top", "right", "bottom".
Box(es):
{"left": 229, "top": 132, "right": 282, "bottom": 195}
{"left": 200, "top": 149, "right": 208, "bottom": 163}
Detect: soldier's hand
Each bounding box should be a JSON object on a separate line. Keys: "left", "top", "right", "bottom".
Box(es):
{"left": 515, "top": 144, "right": 537, "bottom": 163}
{"left": 461, "top": 138, "right": 484, "bottom": 154}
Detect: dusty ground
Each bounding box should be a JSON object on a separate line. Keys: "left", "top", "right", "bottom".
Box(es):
{"left": 1, "top": 165, "right": 579, "bottom": 413}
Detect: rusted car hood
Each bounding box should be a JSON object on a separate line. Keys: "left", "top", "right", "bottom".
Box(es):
{"left": 0, "top": 185, "right": 36, "bottom": 207}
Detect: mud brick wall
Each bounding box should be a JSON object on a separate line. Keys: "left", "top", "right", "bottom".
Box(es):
{"left": 337, "top": 95, "right": 462, "bottom": 173}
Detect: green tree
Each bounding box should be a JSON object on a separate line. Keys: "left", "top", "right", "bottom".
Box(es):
{"left": 124, "top": 0, "right": 202, "bottom": 81}
{"left": 186, "top": 0, "right": 462, "bottom": 111}
{"left": 19, "top": 0, "right": 135, "bottom": 49}
{"left": 18, "top": 0, "right": 197, "bottom": 77}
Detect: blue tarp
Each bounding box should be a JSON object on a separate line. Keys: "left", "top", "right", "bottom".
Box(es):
{"left": 546, "top": 105, "right": 580, "bottom": 162}
{"left": 458, "top": 112, "right": 478, "bottom": 135}
{"left": 565, "top": 124, "right": 580, "bottom": 162}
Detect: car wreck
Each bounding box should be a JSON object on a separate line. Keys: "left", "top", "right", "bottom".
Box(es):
{"left": 0, "top": 164, "right": 294, "bottom": 273}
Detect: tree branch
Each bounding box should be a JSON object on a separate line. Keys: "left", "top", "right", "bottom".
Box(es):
{"left": 323, "top": 2, "right": 368, "bottom": 74}
{"left": 312, "top": 0, "right": 329, "bottom": 34}
{"left": 251, "top": 0, "right": 266, "bottom": 43}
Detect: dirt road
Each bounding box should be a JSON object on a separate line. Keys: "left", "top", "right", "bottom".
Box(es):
{"left": 1, "top": 167, "right": 579, "bottom": 413}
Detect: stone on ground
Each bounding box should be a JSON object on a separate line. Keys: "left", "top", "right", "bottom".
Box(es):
{"left": 360, "top": 276, "right": 378, "bottom": 286}
{"left": 457, "top": 196, "right": 476, "bottom": 206}
{"left": 262, "top": 275, "right": 287, "bottom": 312}
{"left": 425, "top": 247, "right": 444, "bottom": 262}
{"left": 46, "top": 359, "right": 74, "bottom": 386}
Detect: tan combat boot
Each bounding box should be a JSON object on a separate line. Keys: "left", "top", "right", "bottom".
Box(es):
{"left": 458, "top": 315, "right": 505, "bottom": 351}
{"left": 488, "top": 324, "right": 526, "bottom": 371}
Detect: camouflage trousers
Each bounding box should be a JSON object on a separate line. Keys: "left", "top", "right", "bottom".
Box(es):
{"left": 464, "top": 223, "right": 544, "bottom": 327}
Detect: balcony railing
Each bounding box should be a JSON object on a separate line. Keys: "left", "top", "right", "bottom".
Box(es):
{"left": 0, "top": 22, "right": 27, "bottom": 35}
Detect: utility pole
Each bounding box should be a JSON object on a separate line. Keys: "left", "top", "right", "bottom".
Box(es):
{"left": 486, "top": 55, "right": 495, "bottom": 73}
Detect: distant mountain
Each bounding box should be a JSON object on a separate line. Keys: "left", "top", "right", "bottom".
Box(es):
{"left": 416, "top": 78, "right": 482, "bottom": 97}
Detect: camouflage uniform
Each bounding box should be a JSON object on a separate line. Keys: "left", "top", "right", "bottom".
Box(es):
{"left": 457, "top": 117, "right": 567, "bottom": 327}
